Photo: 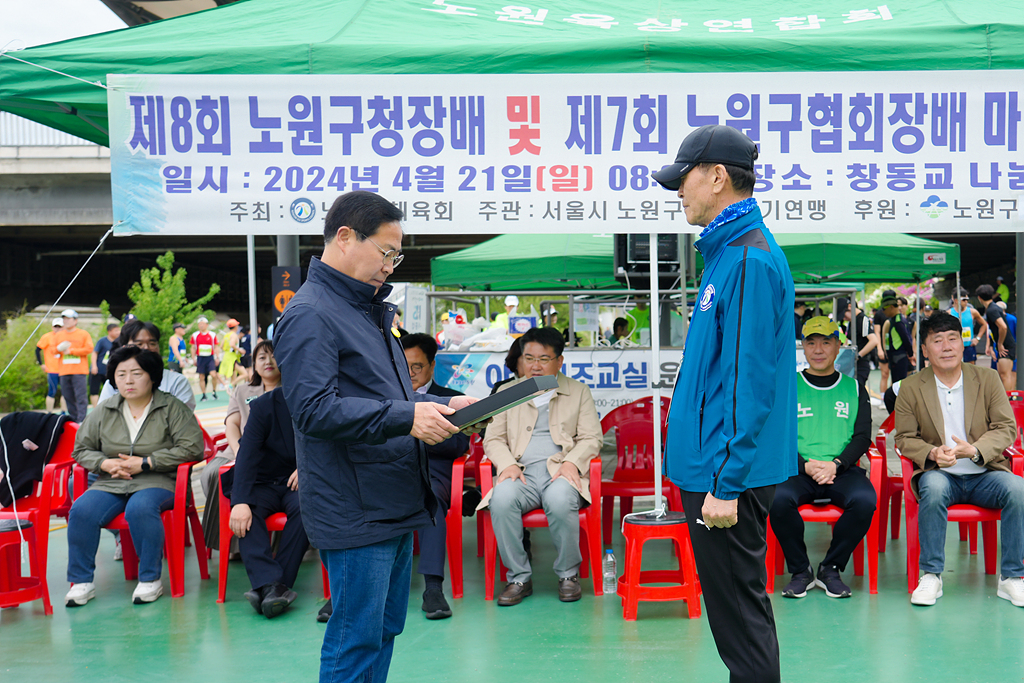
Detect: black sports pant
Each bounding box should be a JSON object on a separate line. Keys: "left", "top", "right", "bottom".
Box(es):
{"left": 236, "top": 484, "right": 309, "bottom": 591}
{"left": 769, "top": 467, "right": 877, "bottom": 574}
{"left": 889, "top": 352, "right": 910, "bottom": 382}
{"left": 683, "top": 487, "right": 779, "bottom": 683}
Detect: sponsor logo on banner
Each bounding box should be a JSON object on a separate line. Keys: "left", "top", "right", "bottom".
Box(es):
{"left": 290, "top": 198, "right": 316, "bottom": 223}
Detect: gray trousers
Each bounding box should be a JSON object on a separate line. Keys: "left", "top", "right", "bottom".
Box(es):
{"left": 489, "top": 460, "right": 582, "bottom": 583}
{"left": 60, "top": 374, "right": 89, "bottom": 423}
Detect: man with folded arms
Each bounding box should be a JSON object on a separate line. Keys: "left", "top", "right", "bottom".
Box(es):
{"left": 895, "top": 311, "right": 1024, "bottom": 607}
{"left": 772, "top": 317, "right": 875, "bottom": 600}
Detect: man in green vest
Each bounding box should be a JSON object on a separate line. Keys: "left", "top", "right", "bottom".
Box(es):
{"left": 771, "top": 317, "right": 876, "bottom": 599}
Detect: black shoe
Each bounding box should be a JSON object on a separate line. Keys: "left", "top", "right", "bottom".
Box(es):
{"left": 497, "top": 580, "right": 533, "bottom": 606}
{"left": 462, "top": 486, "right": 482, "bottom": 517}
{"left": 200, "top": 394, "right": 208, "bottom": 402}
{"left": 781, "top": 567, "right": 815, "bottom": 599}
{"left": 558, "top": 576, "right": 582, "bottom": 602}
{"left": 212, "top": 392, "right": 218, "bottom": 400}
{"left": 244, "top": 586, "right": 266, "bottom": 615}
{"left": 816, "top": 564, "right": 852, "bottom": 598}
{"left": 316, "top": 600, "right": 332, "bottom": 623}
{"left": 421, "top": 588, "right": 453, "bottom": 620}
{"left": 261, "top": 582, "right": 297, "bottom": 618}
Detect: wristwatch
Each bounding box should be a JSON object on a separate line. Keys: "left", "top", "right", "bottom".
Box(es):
{"left": 141, "top": 457, "right": 151, "bottom": 472}
{"left": 971, "top": 448, "right": 983, "bottom": 465}
{"left": 832, "top": 458, "right": 843, "bottom": 470}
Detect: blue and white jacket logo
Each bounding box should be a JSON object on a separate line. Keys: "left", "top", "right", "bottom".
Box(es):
{"left": 699, "top": 284, "right": 716, "bottom": 311}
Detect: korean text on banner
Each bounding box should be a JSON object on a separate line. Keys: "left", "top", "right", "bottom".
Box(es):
{"left": 107, "top": 72, "right": 1024, "bottom": 236}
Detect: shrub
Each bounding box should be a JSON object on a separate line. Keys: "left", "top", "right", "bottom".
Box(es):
{"left": 0, "top": 313, "right": 49, "bottom": 412}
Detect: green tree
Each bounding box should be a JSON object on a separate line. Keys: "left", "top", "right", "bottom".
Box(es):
{"left": 0, "top": 311, "right": 49, "bottom": 411}
{"left": 103, "top": 251, "right": 220, "bottom": 345}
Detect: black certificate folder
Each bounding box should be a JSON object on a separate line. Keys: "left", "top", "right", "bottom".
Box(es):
{"left": 448, "top": 375, "right": 558, "bottom": 428}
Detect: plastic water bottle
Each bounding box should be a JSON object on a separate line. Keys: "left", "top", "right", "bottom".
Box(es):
{"left": 602, "top": 549, "right": 618, "bottom": 595}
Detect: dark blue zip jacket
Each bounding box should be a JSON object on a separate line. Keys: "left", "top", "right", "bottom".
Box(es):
{"left": 274, "top": 256, "right": 448, "bottom": 550}
{"left": 665, "top": 205, "right": 797, "bottom": 499}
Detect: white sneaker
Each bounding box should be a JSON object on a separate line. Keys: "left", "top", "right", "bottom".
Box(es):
{"left": 911, "top": 573, "right": 943, "bottom": 605}
{"left": 66, "top": 582, "right": 96, "bottom": 607}
{"left": 132, "top": 580, "right": 163, "bottom": 604}
{"left": 997, "top": 576, "right": 1024, "bottom": 607}
{"left": 113, "top": 538, "right": 122, "bottom": 561}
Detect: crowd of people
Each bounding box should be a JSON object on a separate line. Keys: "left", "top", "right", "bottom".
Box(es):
{"left": 27, "top": 179, "right": 1023, "bottom": 683}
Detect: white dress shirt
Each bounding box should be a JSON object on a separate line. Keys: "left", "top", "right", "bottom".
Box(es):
{"left": 936, "top": 371, "right": 985, "bottom": 475}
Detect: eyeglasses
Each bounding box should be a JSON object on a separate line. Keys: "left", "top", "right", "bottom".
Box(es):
{"left": 366, "top": 236, "right": 404, "bottom": 268}
{"left": 409, "top": 363, "right": 428, "bottom": 373}
{"left": 127, "top": 339, "right": 161, "bottom": 351}
{"left": 523, "top": 355, "right": 557, "bottom": 365}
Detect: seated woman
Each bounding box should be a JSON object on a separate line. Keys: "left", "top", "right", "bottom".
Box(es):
{"left": 227, "top": 382, "right": 308, "bottom": 619}
{"left": 65, "top": 346, "right": 203, "bottom": 606}
{"left": 98, "top": 320, "right": 196, "bottom": 410}
{"left": 201, "top": 340, "right": 278, "bottom": 550}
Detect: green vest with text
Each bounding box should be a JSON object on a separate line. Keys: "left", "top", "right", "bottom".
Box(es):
{"left": 796, "top": 372, "right": 859, "bottom": 462}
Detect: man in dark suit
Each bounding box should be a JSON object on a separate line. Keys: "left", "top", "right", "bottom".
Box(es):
{"left": 401, "top": 334, "right": 470, "bottom": 619}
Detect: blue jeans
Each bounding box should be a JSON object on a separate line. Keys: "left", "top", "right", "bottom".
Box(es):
{"left": 320, "top": 534, "right": 413, "bottom": 683}
{"left": 67, "top": 488, "right": 174, "bottom": 583}
{"left": 917, "top": 469, "right": 1024, "bottom": 578}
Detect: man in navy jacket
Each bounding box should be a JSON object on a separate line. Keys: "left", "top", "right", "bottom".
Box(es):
{"left": 655, "top": 125, "right": 797, "bottom": 683}
{"left": 274, "top": 191, "right": 475, "bottom": 683}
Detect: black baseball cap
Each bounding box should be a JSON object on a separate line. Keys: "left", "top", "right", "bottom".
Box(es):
{"left": 652, "top": 125, "right": 759, "bottom": 191}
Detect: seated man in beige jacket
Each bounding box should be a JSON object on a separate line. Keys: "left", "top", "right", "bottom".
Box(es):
{"left": 481, "top": 326, "right": 602, "bottom": 606}
{"left": 895, "top": 312, "right": 1024, "bottom": 608}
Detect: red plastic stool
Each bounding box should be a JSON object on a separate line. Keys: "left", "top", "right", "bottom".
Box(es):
{"left": 0, "top": 519, "right": 51, "bottom": 615}
{"left": 618, "top": 511, "right": 701, "bottom": 620}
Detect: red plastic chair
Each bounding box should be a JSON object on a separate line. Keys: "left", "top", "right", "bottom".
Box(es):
{"left": 216, "top": 462, "right": 329, "bottom": 603}
{"left": 479, "top": 456, "right": 603, "bottom": 599}
{"left": 0, "top": 420, "right": 78, "bottom": 615}
{"left": 900, "top": 453, "right": 1023, "bottom": 593}
{"left": 600, "top": 396, "right": 681, "bottom": 544}
{"left": 874, "top": 413, "right": 904, "bottom": 551}
{"left": 72, "top": 460, "right": 209, "bottom": 598}
{"left": 766, "top": 449, "right": 883, "bottom": 594}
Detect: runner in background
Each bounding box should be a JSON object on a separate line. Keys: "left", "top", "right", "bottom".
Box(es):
{"left": 191, "top": 316, "right": 223, "bottom": 402}
{"left": 90, "top": 323, "right": 121, "bottom": 406}
{"left": 36, "top": 317, "right": 66, "bottom": 413}
{"left": 168, "top": 323, "right": 188, "bottom": 374}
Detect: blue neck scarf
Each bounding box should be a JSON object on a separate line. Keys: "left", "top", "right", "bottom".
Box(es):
{"left": 698, "top": 197, "right": 759, "bottom": 240}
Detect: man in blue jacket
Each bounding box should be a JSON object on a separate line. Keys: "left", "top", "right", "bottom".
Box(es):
{"left": 655, "top": 125, "right": 797, "bottom": 683}
{"left": 274, "top": 191, "right": 476, "bottom": 683}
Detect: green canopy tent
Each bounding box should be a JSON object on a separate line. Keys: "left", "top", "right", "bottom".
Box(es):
{"left": 431, "top": 234, "right": 621, "bottom": 291}
{"left": 2, "top": 0, "right": 1023, "bottom": 144}
{"left": 432, "top": 232, "right": 960, "bottom": 289}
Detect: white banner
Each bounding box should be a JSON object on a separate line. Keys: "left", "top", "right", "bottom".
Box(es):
{"left": 434, "top": 349, "right": 678, "bottom": 420}
{"left": 108, "top": 72, "right": 1024, "bottom": 236}
{"left": 404, "top": 286, "right": 429, "bottom": 334}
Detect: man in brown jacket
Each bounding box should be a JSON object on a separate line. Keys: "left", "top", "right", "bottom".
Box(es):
{"left": 895, "top": 312, "right": 1024, "bottom": 608}
{"left": 481, "top": 327, "right": 602, "bottom": 606}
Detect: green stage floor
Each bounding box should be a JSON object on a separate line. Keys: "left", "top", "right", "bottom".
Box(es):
{"left": 2, "top": 510, "right": 1022, "bottom": 683}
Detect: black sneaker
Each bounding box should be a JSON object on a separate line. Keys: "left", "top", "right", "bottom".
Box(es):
{"left": 200, "top": 394, "right": 208, "bottom": 402}
{"left": 421, "top": 587, "right": 453, "bottom": 620}
{"left": 212, "top": 392, "right": 218, "bottom": 400}
{"left": 781, "top": 567, "right": 815, "bottom": 598}
{"left": 816, "top": 564, "right": 852, "bottom": 598}
{"left": 316, "top": 600, "right": 332, "bottom": 623}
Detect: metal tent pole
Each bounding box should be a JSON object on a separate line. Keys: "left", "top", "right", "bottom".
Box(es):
{"left": 649, "top": 231, "right": 664, "bottom": 515}
{"left": 246, "top": 235, "right": 258, "bottom": 341}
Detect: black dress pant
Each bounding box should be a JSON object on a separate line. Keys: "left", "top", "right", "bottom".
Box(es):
{"left": 417, "top": 465, "right": 452, "bottom": 579}
{"left": 236, "top": 484, "right": 309, "bottom": 590}
{"left": 769, "top": 467, "right": 877, "bottom": 574}
{"left": 682, "top": 487, "right": 780, "bottom": 683}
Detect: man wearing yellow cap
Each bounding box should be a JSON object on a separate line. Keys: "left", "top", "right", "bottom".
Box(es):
{"left": 770, "top": 317, "right": 876, "bottom": 599}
